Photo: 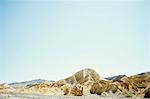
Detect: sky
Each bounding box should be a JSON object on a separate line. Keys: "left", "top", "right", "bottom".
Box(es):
{"left": 0, "top": 0, "right": 149, "bottom": 83}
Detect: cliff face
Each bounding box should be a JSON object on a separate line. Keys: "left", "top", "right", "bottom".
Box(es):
{"left": 0, "top": 69, "right": 150, "bottom": 98}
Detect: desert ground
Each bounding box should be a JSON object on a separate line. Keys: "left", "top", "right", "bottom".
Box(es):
{"left": 0, "top": 93, "right": 141, "bottom": 99}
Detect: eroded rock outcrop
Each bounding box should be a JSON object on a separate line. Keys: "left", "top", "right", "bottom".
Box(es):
{"left": 0, "top": 83, "right": 15, "bottom": 93}
{"left": 0, "top": 68, "right": 149, "bottom": 98}
{"left": 111, "top": 72, "right": 150, "bottom": 97}
{"left": 64, "top": 68, "right": 102, "bottom": 84}
{"left": 56, "top": 68, "right": 104, "bottom": 95}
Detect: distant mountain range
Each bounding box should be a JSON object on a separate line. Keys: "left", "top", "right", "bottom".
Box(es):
{"left": 9, "top": 79, "right": 54, "bottom": 88}
{"left": 136, "top": 72, "right": 150, "bottom": 76}
{"left": 105, "top": 75, "right": 127, "bottom": 80}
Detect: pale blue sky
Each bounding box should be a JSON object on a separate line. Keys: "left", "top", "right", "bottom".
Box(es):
{"left": 0, "top": 0, "right": 149, "bottom": 83}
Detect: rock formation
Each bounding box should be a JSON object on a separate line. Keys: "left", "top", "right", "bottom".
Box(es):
{"left": 0, "top": 83, "right": 15, "bottom": 93}
{"left": 144, "top": 88, "right": 150, "bottom": 98}
{"left": 64, "top": 68, "right": 102, "bottom": 84}
{"left": 0, "top": 68, "right": 149, "bottom": 98}
{"left": 56, "top": 68, "right": 103, "bottom": 95}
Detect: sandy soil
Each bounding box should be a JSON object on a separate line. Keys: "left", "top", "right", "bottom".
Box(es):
{"left": 0, "top": 93, "right": 142, "bottom": 99}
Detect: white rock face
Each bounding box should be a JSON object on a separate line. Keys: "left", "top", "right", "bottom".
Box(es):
{"left": 64, "top": 68, "right": 104, "bottom": 84}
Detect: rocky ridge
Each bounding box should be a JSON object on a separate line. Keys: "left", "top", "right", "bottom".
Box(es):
{"left": 0, "top": 68, "right": 150, "bottom": 98}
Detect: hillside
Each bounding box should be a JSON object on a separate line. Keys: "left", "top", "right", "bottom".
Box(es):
{"left": 0, "top": 68, "right": 150, "bottom": 98}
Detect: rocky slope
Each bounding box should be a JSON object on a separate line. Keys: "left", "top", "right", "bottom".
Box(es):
{"left": 0, "top": 83, "right": 15, "bottom": 93}
{"left": 0, "top": 68, "right": 150, "bottom": 98}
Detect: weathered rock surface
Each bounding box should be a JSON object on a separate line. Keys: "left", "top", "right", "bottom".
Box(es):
{"left": 64, "top": 68, "right": 102, "bottom": 84}
{"left": 111, "top": 72, "right": 150, "bottom": 97}
{"left": 144, "top": 88, "right": 150, "bottom": 98}
{"left": 54, "top": 68, "right": 104, "bottom": 96}
{"left": 0, "top": 83, "right": 15, "bottom": 93}
{"left": 0, "top": 69, "right": 149, "bottom": 98}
